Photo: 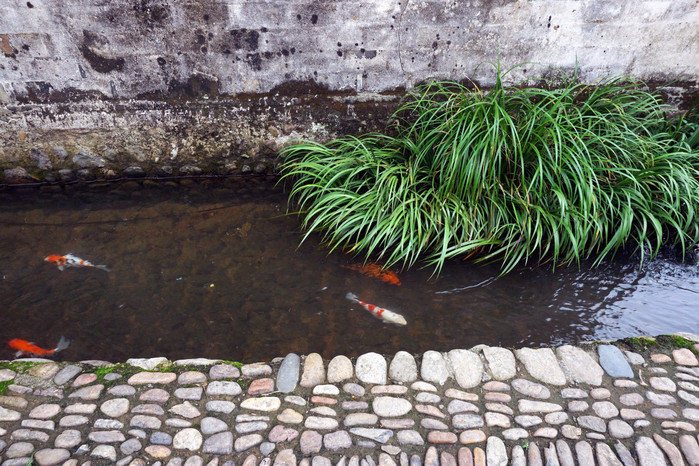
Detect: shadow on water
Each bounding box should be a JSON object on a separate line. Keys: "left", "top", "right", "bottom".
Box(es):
{"left": 1, "top": 177, "right": 697, "bottom": 362}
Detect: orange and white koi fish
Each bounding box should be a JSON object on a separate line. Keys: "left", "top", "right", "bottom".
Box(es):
{"left": 44, "top": 254, "right": 110, "bottom": 272}
{"left": 346, "top": 292, "right": 407, "bottom": 326}
{"left": 8, "top": 336, "right": 70, "bottom": 358}
{"left": 342, "top": 262, "right": 402, "bottom": 286}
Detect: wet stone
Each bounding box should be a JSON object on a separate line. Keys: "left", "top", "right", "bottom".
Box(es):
{"left": 447, "top": 399, "right": 479, "bottom": 414}
{"left": 130, "top": 415, "right": 162, "bottom": 429}
{"left": 277, "top": 353, "right": 301, "bottom": 392}
{"left": 590, "top": 388, "right": 611, "bottom": 400}
{"left": 421, "top": 351, "right": 450, "bottom": 385}
{"left": 173, "top": 428, "right": 203, "bottom": 451}
{"left": 278, "top": 408, "right": 304, "bottom": 424}
{"left": 59, "top": 415, "right": 89, "bottom": 427}
{"left": 204, "top": 432, "right": 234, "bottom": 455}
{"left": 448, "top": 349, "right": 483, "bottom": 388}
{"left": 650, "top": 376, "right": 677, "bottom": 392}
{"left": 300, "top": 430, "right": 323, "bottom": 455}
{"left": 151, "top": 431, "right": 173, "bottom": 445}
{"left": 328, "top": 355, "right": 354, "bottom": 383}
{"left": 35, "top": 448, "right": 71, "bottom": 465}
{"left": 269, "top": 425, "right": 300, "bottom": 442}
{"left": 235, "top": 433, "right": 264, "bottom": 452}
{"left": 608, "top": 419, "right": 634, "bottom": 438}
{"left": 301, "top": 353, "right": 326, "bottom": 387}
{"left": 651, "top": 353, "right": 673, "bottom": 363}
{"left": 421, "top": 418, "right": 448, "bottom": 430}
{"left": 427, "top": 431, "right": 457, "bottom": 444}
{"left": 598, "top": 345, "right": 634, "bottom": 378}
{"left": 177, "top": 371, "right": 207, "bottom": 384}
{"left": 556, "top": 345, "right": 604, "bottom": 386}
{"left": 560, "top": 388, "right": 587, "bottom": 399}
{"left": 647, "top": 391, "right": 676, "bottom": 406}
{"left": 242, "top": 363, "right": 273, "bottom": 377}
{"left": 512, "top": 379, "right": 550, "bottom": 399}
{"left": 53, "top": 365, "right": 82, "bottom": 385}
{"left": 241, "top": 397, "right": 281, "bottom": 411}
{"left": 128, "top": 372, "right": 176, "bottom": 385}
{"left": 108, "top": 385, "right": 137, "bottom": 396}
{"left": 350, "top": 428, "right": 394, "bottom": 443}
{"left": 397, "top": 430, "right": 424, "bottom": 445}
{"left": 620, "top": 408, "right": 646, "bottom": 420}
{"left": 356, "top": 352, "right": 388, "bottom": 385}
{"left": 120, "top": 438, "right": 142, "bottom": 455}
{"left": 0, "top": 369, "right": 17, "bottom": 382}
{"left": 577, "top": 416, "right": 606, "bottom": 433}
{"left": 201, "top": 416, "right": 228, "bottom": 434}
{"left": 54, "top": 429, "right": 81, "bottom": 448}
{"left": 625, "top": 351, "right": 645, "bottom": 365}
{"left": 249, "top": 378, "right": 275, "bottom": 395}
{"left": 207, "top": 381, "right": 243, "bottom": 396}
{"left": 29, "top": 403, "right": 61, "bottom": 419}
{"left": 518, "top": 400, "right": 563, "bottom": 413}
{"left": 482, "top": 347, "right": 516, "bottom": 380}
{"left": 614, "top": 379, "right": 638, "bottom": 389}
{"left": 650, "top": 408, "right": 678, "bottom": 419}
{"left": 515, "top": 348, "right": 566, "bottom": 385}
{"left": 6, "top": 442, "right": 34, "bottom": 458}
{"left": 673, "top": 348, "right": 699, "bottom": 366}
{"left": 344, "top": 383, "right": 366, "bottom": 397}
{"left": 210, "top": 364, "right": 240, "bottom": 380}
{"left": 592, "top": 401, "right": 619, "bottom": 418}
{"left": 72, "top": 373, "right": 97, "bottom": 386}
{"left": 452, "top": 414, "right": 484, "bottom": 429}
{"left": 169, "top": 401, "right": 201, "bottom": 418}
{"left": 515, "top": 415, "right": 543, "bottom": 428}
{"left": 324, "top": 430, "right": 352, "bottom": 450}
{"left": 206, "top": 400, "right": 235, "bottom": 414}
{"left": 68, "top": 384, "right": 104, "bottom": 400}
{"left": 237, "top": 421, "right": 269, "bottom": 433}
{"left": 373, "top": 396, "right": 412, "bottom": 417}
{"left": 389, "top": 351, "right": 418, "bottom": 383}
{"left": 101, "top": 398, "right": 130, "bottom": 417}
{"left": 619, "top": 393, "right": 644, "bottom": 406}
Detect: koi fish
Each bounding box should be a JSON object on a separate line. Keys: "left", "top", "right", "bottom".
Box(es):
{"left": 342, "top": 262, "right": 402, "bottom": 286}
{"left": 346, "top": 292, "right": 407, "bottom": 326}
{"left": 44, "top": 254, "right": 110, "bottom": 272}
{"left": 8, "top": 336, "right": 70, "bottom": 358}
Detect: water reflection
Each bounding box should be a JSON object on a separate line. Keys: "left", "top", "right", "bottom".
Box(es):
{"left": 0, "top": 178, "right": 697, "bottom": 362}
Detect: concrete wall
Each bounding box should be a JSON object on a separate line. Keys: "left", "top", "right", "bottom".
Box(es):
{"left": 1, "top": 0, "right": 698, "bottom": 181}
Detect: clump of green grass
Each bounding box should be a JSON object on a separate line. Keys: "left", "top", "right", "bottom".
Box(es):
{"left": 0, "top": 379, "right": 12, "bottom": 395}
{"left": 280, "top": 62, "right": 699, "bottom": 274}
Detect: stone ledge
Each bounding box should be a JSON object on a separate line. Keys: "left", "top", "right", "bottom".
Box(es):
{"left": 0, "top": 336, "right": 698, "bottom": 465}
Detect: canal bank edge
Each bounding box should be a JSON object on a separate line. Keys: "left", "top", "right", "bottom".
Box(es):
{"left": 0, "top": 335, "right": 698, "bottom": 465}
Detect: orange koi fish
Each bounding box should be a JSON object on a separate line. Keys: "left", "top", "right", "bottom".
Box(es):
{"left": 44, "top": 254, "right": 110, "bottom": 272}
{"left": 8, "top": 336, "right": 70, "bottom": 358}
{"left": 342, "top": 262, "right": 402, "bottom": 286}
{"left": 346, "top": 292, "right": 407, "bottom": 326}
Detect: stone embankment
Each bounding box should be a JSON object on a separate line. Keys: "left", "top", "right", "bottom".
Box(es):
{"left": 1, "top": 339, "right": 699, "bottom": 466}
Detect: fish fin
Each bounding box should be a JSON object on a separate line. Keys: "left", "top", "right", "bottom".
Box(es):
{"left": 345, "top": 292, "right": 358, "bottom": 302}
{"left": 54, "top": 336, "right": 70, "bottom": 353}
{"left": 15, "top": 350, "right": 24, "bottom": 358}
{"left": 57, "top": 265, "right": 64, "bottom": 271}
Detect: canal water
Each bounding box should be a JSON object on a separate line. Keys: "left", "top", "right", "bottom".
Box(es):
{"left": 1, "top": 177, "right": 697, "bottom": 362}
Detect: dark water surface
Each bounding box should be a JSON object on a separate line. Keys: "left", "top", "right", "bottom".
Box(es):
{"left": 1, "top": 177, "right": 697, "bottom": 362}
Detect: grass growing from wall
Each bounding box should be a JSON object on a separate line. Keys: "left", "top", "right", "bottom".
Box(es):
{"left": 280, "top": 64, "right": 699, "bottom": 275}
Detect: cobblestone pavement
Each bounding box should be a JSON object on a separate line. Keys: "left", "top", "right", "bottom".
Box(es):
{"left": 1, "top": 337, "right": 699, "bottom": 465}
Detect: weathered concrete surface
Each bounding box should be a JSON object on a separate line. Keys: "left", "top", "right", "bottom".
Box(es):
{"left": 1, "top": 0, "right": 698, "bottom": 180}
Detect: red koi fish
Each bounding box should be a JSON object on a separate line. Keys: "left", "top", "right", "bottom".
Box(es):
{"left": 342, "top": 262, "right": 402, "bottom": 286}
{"left": 346, "top": 292, "right": 407, "bottom": 326}
{"left": 8, "top": 336, "right": 70, "bottom": 358}
{"left": 44, "top": 254, "right": 110, "bottom": 272}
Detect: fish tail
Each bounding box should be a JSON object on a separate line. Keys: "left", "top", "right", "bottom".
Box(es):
{"left": 54, "top": 336, "right": 70, "bottom": 353}
{"left": 345, "top": 292, "right": 358, "bottom": 302}
{"left": 95, "top": 265, "right": 110, "bottom": 272}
